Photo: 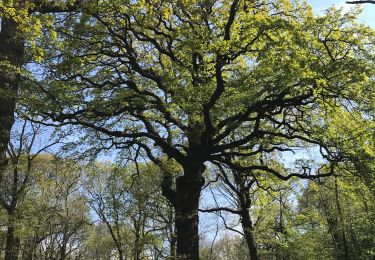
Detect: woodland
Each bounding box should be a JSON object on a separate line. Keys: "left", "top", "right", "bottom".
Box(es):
{"left": 0, "top": 0, "right": 374, "bottom": 259}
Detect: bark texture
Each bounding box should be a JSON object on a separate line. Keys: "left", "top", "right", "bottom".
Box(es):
{"left": 161, "top": 163, "right": 205, "bottom": 260}
{"left": 0, "top": 18, "right": 24, "bottom": 172}
{"left": 175, "top": 173, "right": 204, "bottom": 259}
{"left": 5, "top": 216, "right": 20, "bottom": 260}
{"left": 241, "top": 209, "right": 258, "bottom": 260}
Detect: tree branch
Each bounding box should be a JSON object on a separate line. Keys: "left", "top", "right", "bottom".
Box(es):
{"left": 199, "top": 207, "right": 240, "bottom": 214}
{"left": 30, "top": 0, "right": 87, "bottom": 14}
{"left": 346, "top": 1, "right": 375, "bottom": 4}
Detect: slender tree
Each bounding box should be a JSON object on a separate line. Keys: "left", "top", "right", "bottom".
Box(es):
{"left": 201, "top": 165, "right": 260, "bottom": 260}
{"left": 201, "top": 158, "right": 298, "bottom": 260}
{"left": 0, "top": 120, "right": 60, "bottom": 260}
{"left": 85, "top": 162, "right": 173, "bottom": 259}
{"left": 295, "top": 173, "right": 375, "bottom": 259}
{"left": 15, "top": 156, "right": 90, "bottom": 260}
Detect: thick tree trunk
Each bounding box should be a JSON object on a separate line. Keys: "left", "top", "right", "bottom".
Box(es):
{"left": 174, "top": 167, "right": 204, "bottom": 259}
{"left": 0, "top": 18, "right": 24, "bottom": 172}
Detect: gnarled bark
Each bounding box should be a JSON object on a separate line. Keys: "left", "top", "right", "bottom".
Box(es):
{"left": 161, "top": 164, "right": 205, "bottom": 259}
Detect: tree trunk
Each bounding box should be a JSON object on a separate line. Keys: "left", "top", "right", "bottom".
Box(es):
{"left": 118, "top": 249, "right": 124, "bottom": 260}
{"left": 174, "top": 167, "right": 204, "bottom": 259}
{"left": 0, "top": 17, "right": 24, "bottom": 172}
{"left": 21, "top": 238, "right": 37, "bottom": 260}
{"left": 334, "top": 177, "right": 350, "bottom": 260}
{"left": 170, "top": 230, "right": 177, "bottom": 259}
{"left": 134, "top": 228, "right": 141, "bottom": 260}
{"left": 59, "top": 228, "right": 67, "bottom": 260}
{"left": 1, "top": 16, "right": 26, "bottom": 260}
{"left": 239, "top": 204, "right": 258, "bottom": 260}
{"left": 5, "top": 223, "right": 20, "bottom": 260}
{"left": 277, "top": 193, "right": 285, "bottom": 260}
{"left": 319, "top": 180, "right": 349, "bottom": 260}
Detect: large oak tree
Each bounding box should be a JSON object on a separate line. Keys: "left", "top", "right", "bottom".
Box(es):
{"left": 25, "top": 1, "right": 374, "bottom": 258}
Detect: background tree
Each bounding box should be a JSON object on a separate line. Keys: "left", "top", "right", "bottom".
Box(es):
{"left": 0, "top": 149, "right": 90, "bottom": 259}
{"left": 83, "top": 223, "right": 118, "bottom": 260}
{"left": 85, "top": 162, "right": 175, "bottom": 259}
{"left": 291, "top": 172, "right": 375, "bottom": 260}
{"left": 201, "top": 160, "right": 297, "bottom": 260}
{"left": 25, "top": 157, "right": 89, "bottom": 260}
{"left": 0, "top": 120, "right": 60, "bottom": 260}
{"left": 200, "top": 234, "right": 249, "bottom": 260}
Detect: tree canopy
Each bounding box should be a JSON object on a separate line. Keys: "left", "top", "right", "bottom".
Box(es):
{"left": 1, "top": 0, "right": 374, "bottom": 259}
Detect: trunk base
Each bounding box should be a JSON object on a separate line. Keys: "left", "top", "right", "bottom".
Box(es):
{"left": 175, "top": 174, "right": 204, "bottom": 259}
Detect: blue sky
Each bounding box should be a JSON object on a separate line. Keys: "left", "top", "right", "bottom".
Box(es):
{"left": 309, "top": 0, "right": 375, "bottom": 27}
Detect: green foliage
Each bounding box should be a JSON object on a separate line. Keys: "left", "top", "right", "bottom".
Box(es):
{"left": 200, "top": 235, "right": 249, "bottom": 260}
{"left": 2, "top": 0, "right": 374, "bottom": 259}
{"left": 0, "top": 153, "right": 90, "bottom": 259}
{"left": 290, "top": 175, "right": 375, "bottom": 259}
{"left": 22, "top": 1, "right": 374, "bottom": 169}
{"left": 85, "top": 161, "right": 175, "bottom": 259}
{"left": 0, "top": 1, "right": 53, "bottom": 62}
